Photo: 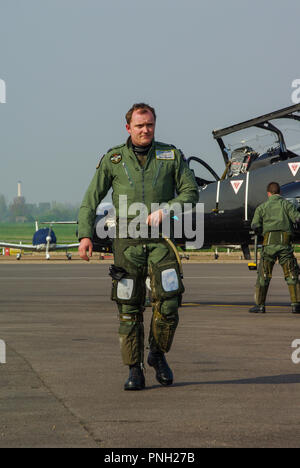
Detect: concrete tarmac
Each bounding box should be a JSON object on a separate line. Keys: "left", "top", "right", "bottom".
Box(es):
{"left": 0, "top": 262, "right": 300, "bottom": 448}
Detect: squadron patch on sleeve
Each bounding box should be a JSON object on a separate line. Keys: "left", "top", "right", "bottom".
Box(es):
{"left": 110, "top": 153, "right": 122, "bottom": 164}
{"left": 155, "top": 149, "right": 175, "bottom": 160}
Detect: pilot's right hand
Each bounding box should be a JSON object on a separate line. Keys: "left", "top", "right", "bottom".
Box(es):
{"left": 78, "top": 237, "right": 93, "bottom": 261}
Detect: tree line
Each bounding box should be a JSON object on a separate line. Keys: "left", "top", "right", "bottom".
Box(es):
{"left": 0, "top": 194, "right": 79, "bottom": 223}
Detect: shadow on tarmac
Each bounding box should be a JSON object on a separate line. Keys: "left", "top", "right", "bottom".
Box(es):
{"left": 163, "top": 374, "right": 300, "bottom": 387}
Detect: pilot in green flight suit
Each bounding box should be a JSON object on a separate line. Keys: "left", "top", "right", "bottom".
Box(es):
{"left": 249, "top": 181, "right": 300, "bottom": 314}
{"left": 78, "top": 103, "right": 199, "bottom": 390}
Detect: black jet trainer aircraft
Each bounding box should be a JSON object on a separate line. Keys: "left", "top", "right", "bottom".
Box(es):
{"left": 91, "top": 103, "right": 300, "bottom": 259}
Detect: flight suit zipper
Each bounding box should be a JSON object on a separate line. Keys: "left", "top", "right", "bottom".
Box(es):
{"left": 122, "top": 162, "right": 134, "bottom": 186}
{"left": 142, "top": 167, "right": 145, "bottom": 203}
{"left": 152, "top": 162, "right": 163, "bottom": 187}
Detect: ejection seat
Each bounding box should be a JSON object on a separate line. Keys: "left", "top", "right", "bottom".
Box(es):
{"left": 227, "top": 146, "right": 259, "bottom": 177}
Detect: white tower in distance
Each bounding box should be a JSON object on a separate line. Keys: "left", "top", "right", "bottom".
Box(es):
{"left": 17, "top": 181, "right": 22, "bottom": 198}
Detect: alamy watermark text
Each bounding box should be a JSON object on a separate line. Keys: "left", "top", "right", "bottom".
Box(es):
{"left": 96, "top": 197, "right": 204, "bottom": 249}
{"left": 291, "top": 79, "right": 300, "bottom": 104}
{"left": 0, "top": 79, "right": 6, "bottom": 103}
{"left": 291, "top": 339, "right": 300, "bottom": 364}
{"left": 0, "top": 339, "right": 6, "bottom": 364}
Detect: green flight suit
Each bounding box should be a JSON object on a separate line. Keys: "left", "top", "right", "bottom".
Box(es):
{"left": 251, "top": 194, "right": 300, "bottom": 306}
{"left": 78, "top": 139, "right": 199, "bottom": 366}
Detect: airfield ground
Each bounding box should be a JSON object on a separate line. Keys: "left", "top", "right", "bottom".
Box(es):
{"left": 0, "top": 257, "right": 300, "bottom": 448}
{"left": 0, "top": 249, "right": 276, "bottom": 264}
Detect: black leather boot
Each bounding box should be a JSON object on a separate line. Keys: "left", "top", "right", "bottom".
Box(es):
{"left": 124, "top": 364, "right": 145, "bottom": 391}
{"left": 248, "top": 305, "right": 266, "bottom": 314}
{"left": 147, "top": 350, "right": 173, "bottom": 386}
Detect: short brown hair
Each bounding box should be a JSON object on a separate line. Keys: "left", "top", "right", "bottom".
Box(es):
{"left": 267, "top": 182, "right": 280, "bottom": 194}
{"left": 126, "top": 103, "right": 156, "bottom": 124}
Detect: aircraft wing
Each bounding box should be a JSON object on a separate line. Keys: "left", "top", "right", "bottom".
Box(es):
{"left": 54, "top": 243, "right": 80, "bottom": 249}
{"left": 0, "top": 241, "right": 79, "bottom": 250}
{"left": 0, "top": 242, "right": 38, "bottom": 250}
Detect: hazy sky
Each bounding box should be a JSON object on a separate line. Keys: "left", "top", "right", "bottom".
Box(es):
{"left": 1, "top": 0, "right": 300, "bottom": 204}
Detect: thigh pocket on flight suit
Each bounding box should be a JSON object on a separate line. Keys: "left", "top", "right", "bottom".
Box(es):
{"left": 150, "top": 261, "right": 185, "bottom": 300}
{"left": 111, "top": 276, "right": 143, "bottom": 305}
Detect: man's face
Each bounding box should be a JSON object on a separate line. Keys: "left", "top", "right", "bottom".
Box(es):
{"left": 126, "top": 110, "right": 155, "bottom": 147}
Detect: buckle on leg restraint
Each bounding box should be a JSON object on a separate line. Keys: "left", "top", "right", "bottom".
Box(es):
{"left": 109, "top": 265, "right": 128, "bottom": 280}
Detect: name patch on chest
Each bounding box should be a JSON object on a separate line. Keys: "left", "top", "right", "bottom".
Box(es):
{"left": 156, "top": 150, "right": 175, "bottom": 160}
